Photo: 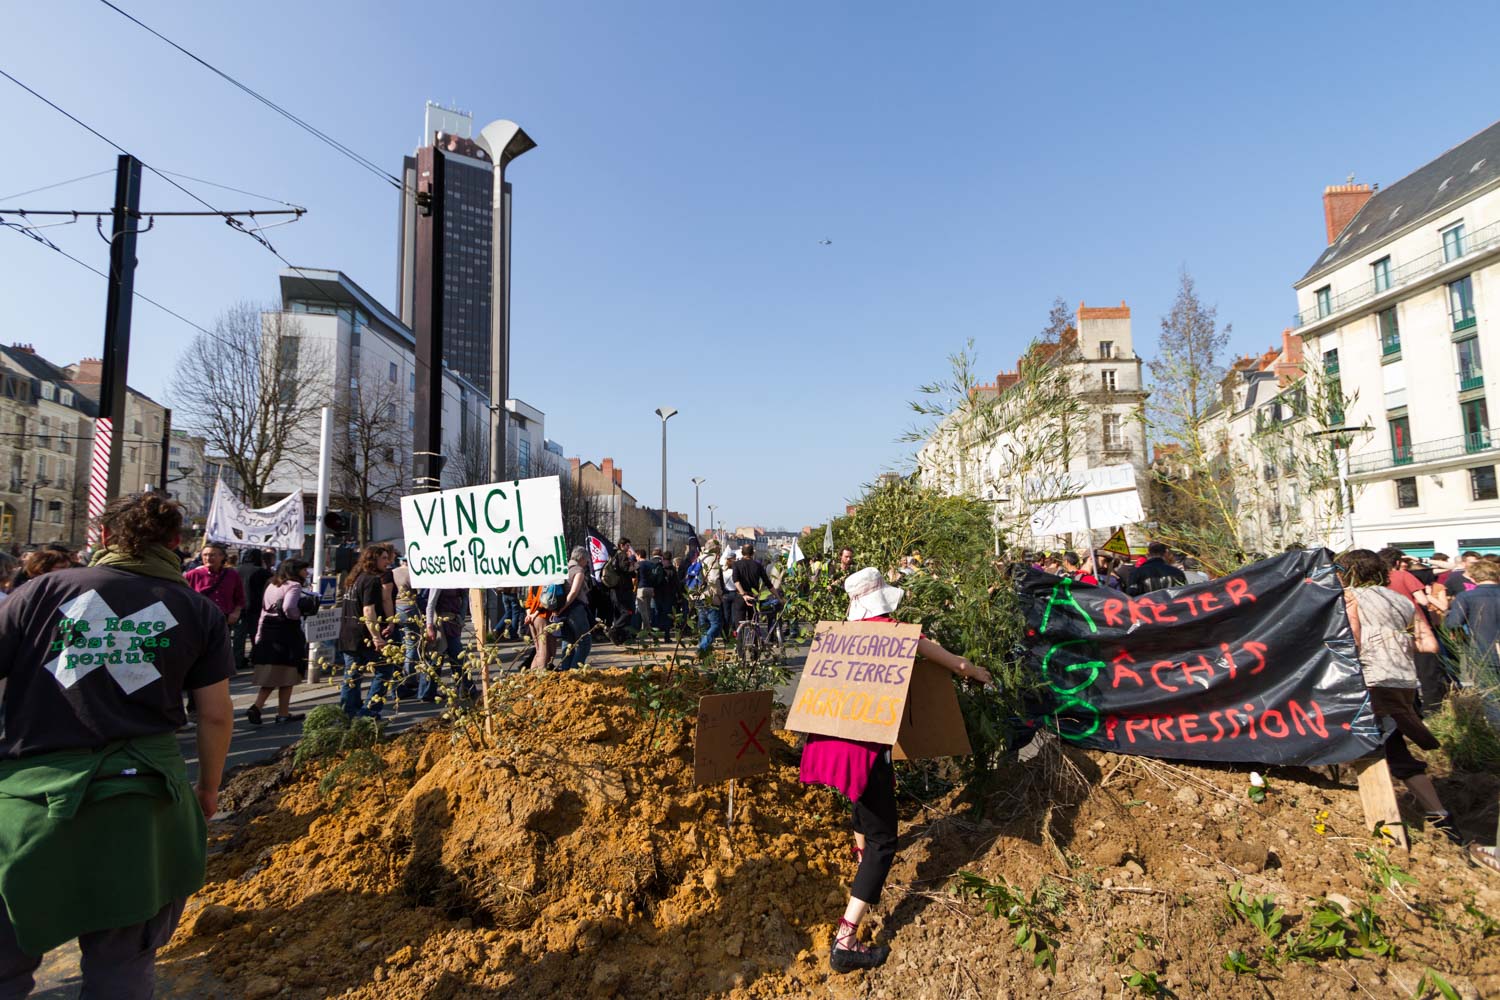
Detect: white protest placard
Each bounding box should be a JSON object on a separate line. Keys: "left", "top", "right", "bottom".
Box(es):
{"left": 301, "top": 608, "right": 342, "bottom": 645}
{"left": 1025, "top": 463, "right": 1144, "bottom": 537}
{"left": 400, "top": 476, "right": 568, "bottom": 589}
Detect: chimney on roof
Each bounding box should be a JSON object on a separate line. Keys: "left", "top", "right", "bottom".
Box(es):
{"left": 602, "top": 457, "right": 620, "bottom": 486}
{"left": 70, "top": 358, "right": 104, "bottom": 384}
{"left": 1274, "top": 329, "right": 1305, "bottom": 386}
{"left": 568, "top": 457, "right": 580, "bottom": 481}
{"left": 9, "top": 344, "right": 34, "bottom": 354}
{"left": 1322, "top": 182, "right": 1373, "bottom": 244}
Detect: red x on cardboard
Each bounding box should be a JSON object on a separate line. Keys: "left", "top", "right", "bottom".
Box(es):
{"left": 694, "top": 690, "right": 775, "bottom": 786}
{"left": 736, "top": 717, "right": 767, "bottom": 758}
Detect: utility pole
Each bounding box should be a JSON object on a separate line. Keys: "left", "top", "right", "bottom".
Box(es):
{"left": 691, "top": 477, "right": 705, "bottom": 534}
{"left": 476, "top": 120, "right": 536, "bottom": 484}
{"left": 158, "top": 407, "right": 172, "bottom": 492}
{"left": 412, "top": 145, "right": 447, "bottom": 492}
{"left": 708, "top": 504, "right": 718, "bottom": 535}
{"left": 87, "top": 154, "right": 141, "bottom": 545}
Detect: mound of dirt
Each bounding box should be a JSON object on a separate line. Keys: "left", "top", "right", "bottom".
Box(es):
{"left": 160, "top": 669, "right": 1500, "bottom": 999}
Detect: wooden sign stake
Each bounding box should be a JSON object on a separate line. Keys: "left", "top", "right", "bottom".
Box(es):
{"left": 468, "top": 588, "right": 493, "bottom": 739}
{"left": 1352, "top": 755, "right": 1408, "bottom": 850}
{"left": 727, "top": 778, "right": 736, "bottom": 829}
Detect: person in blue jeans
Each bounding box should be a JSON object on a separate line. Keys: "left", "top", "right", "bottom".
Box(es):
{"left": 695, "top": 537, "right": 726, "bottom": 654}
{"left": 500, "top": 589, "right": 523, "bottom": 640}
{"left": 557, "top": 547, "right": 595, "bottom": 670}
{"left": 337, "top": 545, "right": 394, "bottom": 717}
{"left": 418, "top": 588, "right": 474, "bottom": 701}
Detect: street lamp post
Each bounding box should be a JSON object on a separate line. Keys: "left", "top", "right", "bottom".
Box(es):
{"left": 655, "top": 407, "right": 678, "bottom": 552}
{"left": 708, "top": 504, "right": 718, "bottom": 535}
{"left": 691, "top": 477, "right": 706, "bottom": 534}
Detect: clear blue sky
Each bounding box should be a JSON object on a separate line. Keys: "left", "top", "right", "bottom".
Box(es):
{"left": 5, "top": 1, "right": 1500, "bottom": 532}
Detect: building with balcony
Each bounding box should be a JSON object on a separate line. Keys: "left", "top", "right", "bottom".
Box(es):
{"left": 917, "top": 301, "right": 1150, "bottom": 549}
{"left": 1290, "top": 120, "right": 1500, "bottom": 557}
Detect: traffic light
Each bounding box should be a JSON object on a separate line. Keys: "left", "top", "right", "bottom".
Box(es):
{"left": 324, "top": 510, "right": 349, "bottom": 535}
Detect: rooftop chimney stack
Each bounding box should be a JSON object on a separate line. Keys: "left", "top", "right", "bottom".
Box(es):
{"left": 1323, "top": 182, "right": 1373, "bottom": 244}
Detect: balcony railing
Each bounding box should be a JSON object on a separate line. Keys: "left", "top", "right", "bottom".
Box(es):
{"left": 1453, "top": 315, "right": 1478, "bottom": 334}
{"left": 1350, "top": 426, "right": 1500, "bottom": 474}
{"left": 1294, "top": 219, "right": 1500, "bottom": 328}
{"left": 1459, "top": 368, "right": 1485, "bottom": 393}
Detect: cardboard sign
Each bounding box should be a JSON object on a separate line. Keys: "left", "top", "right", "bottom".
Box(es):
{"left": 302, "top": 607, "right": 342, "bottom": 645}
{"left": 400, "top": 476, "right": 568, "bottom": 589}
{"left": 694, "top": 689, "right": 775, "bottom": 786}
{"left": 1101, "top": 528, "right": 1132, "bottom": 556}
{"left": 893, "top": 658, "right": 973, "bottom": 760}
{"left": 784, "top": 620, "right": 923, "bottom": 744}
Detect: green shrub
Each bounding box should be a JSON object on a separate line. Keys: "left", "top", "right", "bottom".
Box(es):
{"left": 1427, "top": 690, "right": 1500, "bottom": 773}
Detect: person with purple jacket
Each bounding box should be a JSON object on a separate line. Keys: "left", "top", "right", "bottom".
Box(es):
{"left": 799, "top": 567, "right": 992, "bottom": 973}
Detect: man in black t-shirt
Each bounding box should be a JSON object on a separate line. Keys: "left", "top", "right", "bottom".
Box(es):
{"left": 729, "top": 544, "right": 777, "bottom": 633}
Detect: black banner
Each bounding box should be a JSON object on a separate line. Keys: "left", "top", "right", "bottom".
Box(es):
{"left": 1019, "top": 549, "right": 1385, "bottom": 765}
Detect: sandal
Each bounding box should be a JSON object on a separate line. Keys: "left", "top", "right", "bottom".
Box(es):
{"left": 245, "top": 705, "right": 262, "bottom": 726}
{"left": 829, "top": 917, "right": 888, "bottom": 973}
{"left": 1469, "top": 843, "right": 1500, "bottom": 878}
{"left": 275, "top": 713, "right": 304, "bottom": 725}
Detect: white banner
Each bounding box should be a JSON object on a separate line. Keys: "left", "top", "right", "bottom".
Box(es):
{"left": 400, "top": 476, "right": 568, "bottom": 589}
{"left": 1025, "top": 463, "right": 1144, "bottom": 537}
{"left": 204, "top": 481, "right": 305, "bottom": 550}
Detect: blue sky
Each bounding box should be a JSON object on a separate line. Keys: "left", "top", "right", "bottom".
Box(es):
{"left": 5, "top": 1, "right": 1500, "bottom": 532}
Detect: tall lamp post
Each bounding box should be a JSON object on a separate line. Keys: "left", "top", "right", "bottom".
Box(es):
{"left": 655, "top": 407, "right": 677, "bottom": 552}
{"left": 707, "top": 503, "right": 718, "bottom": 535}
{"left": 691, "top": 476, "right": 706, "bottom": 534}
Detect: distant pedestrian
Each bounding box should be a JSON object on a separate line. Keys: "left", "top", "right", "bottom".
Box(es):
{"left": 524, "top": 584, "right": 557, "bottom": 671}
{"left": 1123, "top": 541, "right": 1186, "bottom": 596}
{"left": 234, "top": 548, "right": 272, "bottom": 673}
{"left": 337, "top": 545, "right": 394, "bottom": 718}
{"left": 185, "top": 543, "right": 245, "bottom": 636}
{"left": 1431, "top": 556, "right": 1500, "bottom": 670}
{"left": 247, "top": 558, "right": 316, "bottom": 725}
{"left": 556, "top": 547, "right": 595, "bottom": 670}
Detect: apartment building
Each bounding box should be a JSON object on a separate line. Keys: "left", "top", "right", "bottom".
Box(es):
{"left": 917, "top": 301, "right": 1150, "bottom": 549}
{"left": 1290, "top": 121, "right": 1500, "bottom": 557}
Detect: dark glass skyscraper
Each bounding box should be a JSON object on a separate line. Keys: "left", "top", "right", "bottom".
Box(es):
{"left": 397, "top": 104, "right": 496, "bottom": 396}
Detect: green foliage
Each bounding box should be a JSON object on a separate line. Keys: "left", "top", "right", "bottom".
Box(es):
{"left": 1413, "top": 967, "right": 1461, "bottom": 1000}
{"left": 1355, "top": 847, "right": 1417, "bottom": 893}
{"left": 1463, "top": 900, "right": 1499, "bottom": 938}
{"left": 1220, "top": 950, "right": 1257, "bottom": 976}
{"left": 953, "top": 871, "right": 1062, "bottom": 972}
{"left": 293, "top": 706, "right": 388, "bottom": 810}
{"left": 623, "top": 653, "right": 698, "bottom": 747}
{"left": 1226, "top": 883, "right": 1285, "bottom": 942}
{"left": 1121, "top": 968, "right": 1176, "bottom": 998}
{"left": 1426, "top": 689, "right": 1500, "bottom": 773}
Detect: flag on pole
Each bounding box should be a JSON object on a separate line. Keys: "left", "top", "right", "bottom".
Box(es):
{"left": 823, "top": 522, "right": 834, "bottom": 554}
{"left": 586, "top": 527, "right": 615, "bottom": 578}
{"left": 787, "top": 536, "right": 806, "bottom": 569}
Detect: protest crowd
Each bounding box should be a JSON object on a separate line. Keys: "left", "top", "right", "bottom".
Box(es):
{"left": 0, "top": 487, "right": 1495, "bottom": 991}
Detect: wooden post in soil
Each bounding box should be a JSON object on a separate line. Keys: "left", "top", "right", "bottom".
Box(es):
{"left": 469, "top": 589, "right": 493, "bottom": 739}
{"left": 1352, "top": 756, "right": 1408, "bottom": 850}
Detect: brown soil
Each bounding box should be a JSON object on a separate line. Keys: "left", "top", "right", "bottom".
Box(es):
{"left": 160, "top": 669, "right": 1500, "bottom": 999}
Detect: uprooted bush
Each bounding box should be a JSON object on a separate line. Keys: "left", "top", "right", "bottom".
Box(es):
{"left": 1428, "top": 688, "right": 1500, "bottom": 773}
{"left": 292, "top": 704, "right": 388, "bottom": 808}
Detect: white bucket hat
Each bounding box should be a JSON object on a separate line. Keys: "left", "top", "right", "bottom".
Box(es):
{"left": 845, "top": 566, "right": 903, "bottom": 621}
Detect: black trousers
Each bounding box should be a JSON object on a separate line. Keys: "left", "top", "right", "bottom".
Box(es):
{"left": 0, "top": 896, "right": 185, "bottom": 1000}
{"left": 851, "top": 751, "right": 898, "bottom": 905}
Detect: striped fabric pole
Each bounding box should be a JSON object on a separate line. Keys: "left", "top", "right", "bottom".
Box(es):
{"left": 85, "top": 417, "right": 112, "bottom": 548}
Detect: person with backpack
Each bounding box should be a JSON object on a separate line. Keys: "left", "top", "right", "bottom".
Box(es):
{"left": 556, "top": 547, "right": 595, "bottom": 671}
{"left": 524, "top": 581, "right": 560, "bottom": 671}
{"left": 337, "top": 545, "right": 394, "bottom": 718}
{"left": 247, "top": 558, "right": 317, "bottom": 726}
{"left": 694, "top": 537, "right": 726, "bottom": 654}
{"left": 1123, "top": 541, "right": 1186, "bottom": 596}
{"left": 601, "top": 540, "right": 634, "bottom": 643}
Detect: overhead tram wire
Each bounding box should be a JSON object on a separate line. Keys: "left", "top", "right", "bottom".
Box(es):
{"left": 95, "top": 0, "right": 402, "bottom": 191}
{"left": 0, "top": 68, "right": 344, "bottom": 321}
{"left": 1, "top": 218, "right": 219, "bottom": 342}
{"left": 0, "top": 170, "right": 115, "bottom": 202}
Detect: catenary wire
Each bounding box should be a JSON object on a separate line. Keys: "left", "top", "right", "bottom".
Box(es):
{"left": 0, "top": 170, "right": 115, "bottom": 202}
{"left": 95, "top": 0, "right": 402, "bottom": 190}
